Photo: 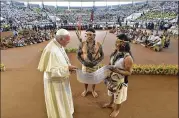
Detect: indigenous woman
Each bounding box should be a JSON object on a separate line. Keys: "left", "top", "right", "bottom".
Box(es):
{"left": 103, "top": 34, "right": 133, "bottom": 118}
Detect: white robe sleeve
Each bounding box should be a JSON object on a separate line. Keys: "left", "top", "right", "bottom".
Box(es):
{"left": 38, "top": 49, "right": 70, "bottom": 79}
{"left": 50, "top": 66, "right": 70, "bottom": 78}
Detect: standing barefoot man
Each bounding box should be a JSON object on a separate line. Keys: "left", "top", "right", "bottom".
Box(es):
{"left": 77, "top": 28, "right": 104, "bottom": 98}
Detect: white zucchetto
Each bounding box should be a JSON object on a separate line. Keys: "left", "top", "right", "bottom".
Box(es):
{"left": 56, "top": 29, "right": 70, "bottom": 36}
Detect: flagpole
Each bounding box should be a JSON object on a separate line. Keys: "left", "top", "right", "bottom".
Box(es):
{"left": 56, "top": 0, "right": 57, "bottom": 29}
{"left": 80, "top": 0, "right": 82, "bottom": 36}
{"left": 68, "top": 0, "right": 70, "bottom": 10}
{"left": 132, "top": 0, "right": 134, "bottom": 20}
{"left": 106, "top": 0, "right": 107, "bottom": 29}
{"left": 75, "top": 0, "right": 82, "bottom": 43}
{"left": 92, "top": 0, "right": 95, "bottom": 25}
{"left": 94, "top": 0, "right": 108, "bottom": 58}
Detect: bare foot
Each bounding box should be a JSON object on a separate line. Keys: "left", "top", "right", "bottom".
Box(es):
{"left": 110, "top": 110, "right": 120, "bottom": 118}
{"left": 81, "top": 90, "right": 88, "bottom": 97}
{"left": 102, "top": 103, "right": 113, "bottom": 108}
{"left": 92, "top": 91, "right": 98, "bottom": 98}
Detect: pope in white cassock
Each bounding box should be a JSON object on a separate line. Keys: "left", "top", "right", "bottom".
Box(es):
{"left": 38, "top": 29, "right": 77, "bottom": 118}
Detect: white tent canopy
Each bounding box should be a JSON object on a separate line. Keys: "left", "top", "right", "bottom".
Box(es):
{"left": 16, "top": 0, "right": 147, "bottom": 7}
{"left": 17, "top": 0, "right": 144, "bottom": 2}
{"left": 49, "top": 16, "right": 61, "bottom": 21}
{"left": 125, "top": 13, "right": 142, "bottom": 21}
{"left": 0, "top": 17, "right": 5, "bottom": 21}
{"left": 169, "top": 17, "right": 178, "bottom": 23}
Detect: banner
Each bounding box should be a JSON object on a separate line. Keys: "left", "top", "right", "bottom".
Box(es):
{"left": 90, "top": 9, "right": 94, "bottom": 22}
{"left": 77, "top": 15, "right": 82, "bottom": 35}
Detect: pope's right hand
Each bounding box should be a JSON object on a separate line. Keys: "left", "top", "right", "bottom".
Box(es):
{"left": 69, "top": 65, "right": 78, "bottom": 71}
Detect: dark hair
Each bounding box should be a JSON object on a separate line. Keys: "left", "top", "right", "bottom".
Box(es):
{"left": 119, "top": 39, "right": 134, "bottom": 60}
{"left": 110, "top": 42, "right": 134, "bottom": 64}
{"left": 86, "top": 28, "right": 95, "bottom": 33}
{"left": 117, "top": 34, "right": 129, "bottom": 42}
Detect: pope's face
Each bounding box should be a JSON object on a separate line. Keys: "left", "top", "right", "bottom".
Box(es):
{"left": 59, "top": 35, "right": 70, "bottom": 47}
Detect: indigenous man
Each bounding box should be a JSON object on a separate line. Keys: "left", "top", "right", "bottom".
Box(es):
{"left": 103, "top": 34, "right": 133, "bottom": 118}
{"left": 163, "top": 30, "right": 170, "bottom": 48}
{"left": 0, "top": 38, "right": 8, "bottom": 49}
{"left": 38, "top": 29, "right": 77, "bottom": 118}
{"left": 77, "top": 28, "right": 104, "bottom": 98}
{"left": 1, "top": 37, "right": 13, "bottom": 48}
{"left": 145, "top": 31, "right": 155, "bottom": 46}
{"left": 146, "top": 32, "right": 163, "bottom": 49}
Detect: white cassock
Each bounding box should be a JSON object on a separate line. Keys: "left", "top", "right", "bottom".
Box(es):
{"left": 38, "top": 39, "right": 74, "bottom": 118}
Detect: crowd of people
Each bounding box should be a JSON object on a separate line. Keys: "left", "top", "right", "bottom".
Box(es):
{"left": 1, "top": 2, "right": 51, "bottom": 31}
{"left": 0, "top": 29, "right": 52, "bottom": 50}
{"left": 1, "top": 1, "right": 178, "bottom": 32}
{"left": 0, "top": 1, "right": 177, "bottom": 52}
{"left": 115, "top": 26, "right": 171, "bottom": 51}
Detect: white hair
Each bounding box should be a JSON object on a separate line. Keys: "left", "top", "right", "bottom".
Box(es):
{"left": 55, "top": 29, "right": 69, "bottom": 40}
